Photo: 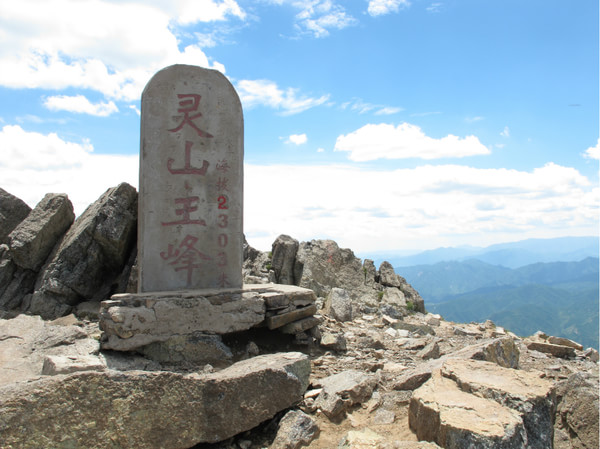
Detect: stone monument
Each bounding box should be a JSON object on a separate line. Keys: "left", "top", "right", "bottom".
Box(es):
{"left": 139, "top": 65, "right": 243, "bottom": 291}
{"left": 100, "top": 65, "right": 318, "bottom": 361}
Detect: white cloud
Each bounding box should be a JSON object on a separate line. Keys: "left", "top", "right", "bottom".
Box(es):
{"left": 236, "top": 79, "right": 330, "bottom": 115}
{"left": 466, "top": 116, "right": 484, "bottom": 123}
{"left": 583, "top": 138, "right": 600, "bottom": 160}
{"left": 426, "top": 2, "right": 443, "bottom": 13}
{"left": 367, "top": 0, "right": 410, "bottom": 17}
{"left": 0, "top": 0, "right": 236, "bottom": 101}
{"left": 245, "top": 162, "right": 598, "bottom": 252}
{"left": 334, "top": 122, "right": 491, "bottom": 161}
{"left": 286, "top": 133, "right": 308, "bottom": 145}
{"left": 341, "top": 99, "right": 402, "bottom": 115}
{"left": 2, "top": 123, "right": 595, "bottom": 254}
{"left": 501, "top": 126, "right": 510, "bottom": 138}
{"left": 270, "top": 0, "right": 357, "bottom": 37}
{"left": 0, "top": 125, "right": 137, "bottom": 215}
{"left": 44, "top": 95, "right": 118, "bottom": 117}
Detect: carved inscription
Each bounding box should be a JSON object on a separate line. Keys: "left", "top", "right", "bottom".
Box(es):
{"left": 139, "top": 65, "right": 243, "bottom": 292}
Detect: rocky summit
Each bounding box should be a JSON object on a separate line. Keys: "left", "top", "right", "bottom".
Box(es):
{"left": 0, "top": 186, "right": 598, "bottom": 449}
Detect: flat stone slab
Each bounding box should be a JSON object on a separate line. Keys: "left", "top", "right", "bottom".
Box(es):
{"left": 100, "top": 284, "right": 316, "bottom": 351}
{"left": 0, "top": 352, "right": 310, "bottom": 449}
{"left": 409, "top": 359, "right": 556, "bottom": 449}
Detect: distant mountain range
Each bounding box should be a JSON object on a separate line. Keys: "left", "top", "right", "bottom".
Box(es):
{"left": 359, "top": 237, "right": 599, "bottom": 350}
{"left": 364, "top": 236, "right": 599, "bottom": 269}
{"left": 396, "top": 256, "right": 599, "bottom": 350}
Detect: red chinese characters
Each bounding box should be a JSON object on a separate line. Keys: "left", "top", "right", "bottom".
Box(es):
{"left": 168, "top": 94, "right": 214, "bottom": 138}
{"left": 160, "top": 235, "right": 211, "bottom": 286}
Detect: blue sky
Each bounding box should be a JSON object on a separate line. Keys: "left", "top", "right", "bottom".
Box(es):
{"left": 0, "top": 0, "right": 598, "bottom": 253}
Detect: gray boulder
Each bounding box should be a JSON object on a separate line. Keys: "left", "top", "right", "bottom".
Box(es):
{"left": 8, "top": 193, "right": 74, "bottom": 271}
{"left": 27, "top": 183, "right": 137, "bottom": 319}
{"left": 0, "top": 352, "right": 310, "bottom": 449}
{"left": 271, "top": 410, "right": 320, "bottom": 449}
{"left": 0, "top": 188, "right": 31, "bottom": 243}
{"left": 314, "top": 370, "right": 377, "bottom": 419}
{"left": 324, "top": 287, "right": 353, "bottom": 322}
{"left": 554, "top": 371, "right": 599, "bottom": 449}
{"left": 271, "top": 234, "right": 299, "bottom": 284}
{"left": 379, "top": 261, "right": 401, "bottom": 287}
{"left": 293, "top": 240, "right": 366, "bottom": 299}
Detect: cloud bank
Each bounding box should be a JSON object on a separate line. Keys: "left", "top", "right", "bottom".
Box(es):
{"left": 334, "top": 123, "right": 491, "bottom": 160}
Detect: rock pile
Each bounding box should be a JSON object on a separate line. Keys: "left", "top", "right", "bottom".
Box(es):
{"left": 0, "top": 187, "right": 598, "bottom": 449}
{"left": 244, "top": 235, "right": 426, "bottom": 317}
{"left": 0, "top": 184, "right": 137, "bottom": 320}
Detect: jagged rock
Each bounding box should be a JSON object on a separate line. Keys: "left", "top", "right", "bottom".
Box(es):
{"left": 324, "top": 287, "right": 353, "bottom": 322}
{"left": 0, "top": 352, "right": 310, "bottom": 449}
{"left": 320, "top": 331, "right": 347, "bottom": 351}
{"left": 547, "top": 335, "right": 584, "bottom": 351}
{"left": 314, "top": 370, "right": 377, "bottom": 419}
{"left": 293, "top": 240, "right": 366, "bottom": 299}
{"left": 270, "top": 409, "right": 319, "bottom": 449}
{"left": 0, "top": 187, "right": 31, "bottom": 243}
{"left": 526, "top": 340, "right": 576, "bottom": 359}
{"left": 554, "top": 371, "right": 599, "bottom": 449}
{"left": 27, "top": 183, "right": 137, "bottom": 319}
{"left": 439, "top": 359, "right": 556, "bottom": 449}
{"left": 378, "top": 261, "right": 401, "bottom": 287}
{"left": 8, "top": 193, "right": 74, "bottom": 271}
{"left": 417, "top": 340, "right": 440, "bottom": 360}
{"left": 271, "top": 234, "right": 299, "bottom": 285}
{"left": 394, "top": 337, "right": 520, "bottom": 390}
{"left": 583, "top": 347, "right": 599, "bottom": 362}
{"left": 362, "top": 259, "right": 377, "bottom": 287}
{"left": 409, "top": 367, "right": 527, "bottom": 448}
{"left": 0, "top": 314, "right": 100, "bottom": 387}
{"left": 137, "top": 333, "right": 234, "bottom": 364}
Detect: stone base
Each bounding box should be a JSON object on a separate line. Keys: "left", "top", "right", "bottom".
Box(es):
{"left": 100, "top": 284, "right": 318, "bottom": 353}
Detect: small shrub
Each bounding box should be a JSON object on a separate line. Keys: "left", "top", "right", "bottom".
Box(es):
{"left": 377, "top": 291, "right": 384, "bottom": 300}
{"left": 406, "top": 301, "right": 415, "bottom": 312}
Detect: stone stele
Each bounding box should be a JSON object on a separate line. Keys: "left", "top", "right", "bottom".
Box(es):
{"left": 139, "top": 64, "right": 243, "bottom": 292}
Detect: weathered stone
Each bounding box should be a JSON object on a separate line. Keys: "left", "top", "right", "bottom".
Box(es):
{"left": 137, "top": 333, "right": 233, "bottom": 364}
{"left": 100, "top": 284, "right": 315, "bottom": 352}
{"left": 293, "top": 240, "right": 366, "bottom": 299}
{"left": 320, "top": 331, "right": 347, "bottom": 351}
{"left": 314, "top": 370, "right": 377, "bottom": 419}
{"left": 100, "top": 288, "right": 265, "bottom": 351}
{"left": 338, "top": 428, "right": 385, "bottom": 448}
{"left": 394, "top": 337, "right": 520, "bottom": 391}
{"left": 0, "top": 266, "right": 37, "bottom": 311}
{"left": 0, "top": 187, "right": 31, "bottom": 244}
{"left": 270, "top": 409, "right": 319, "bottom": 449}
{"left": 440, "top": 359, "right": 556, "bottom": 449}
{"left": 362, "top": 259, "right": 377, "bottom": 287}
{"left": 28, "top": 183, "right": 137, "bottom": 319}
{"left": 555, "top": 371, "right": 599, "bottom": 449}
{"left": 0, "top": 314, "right": 101, "bottom": 387}
{"left": 454, "top": 336, "right": 520, "bottom": 369}
{"left": 418, "top": 340, "right": 440, "bottom": 360}
{"left": 0, "top": 352, "right": 310, "bottom": 449}
{"left": 271, "top": 234, "right": 299, "bottom": 285}
{"left": 266, "top": 304, "right": 317, "bottom": 330}
{"left": 378, "top": 261, "right": 401, "bottom": 288}
{"left": 42, "top": 354, "right": 105, "bottom": 375}
{"left": 409, "top": 369, "right": 526, "bottom": 448}
{"left": 324, "top": 287, "right": 353, "bottom": 322}
{"left": 279, "top": 316, "right": 321, "bottom": 334}
{"left": 8, "top": 193, "right": 74, "bottom": 271}
{"left": 526, "top": 340, "right": 576, "bottom": 359}
{"left": 547, "top": 335, "right": 584, "bottom": 351}
{"left": 139, "top": 64, "right": 243, "bottom": 292}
